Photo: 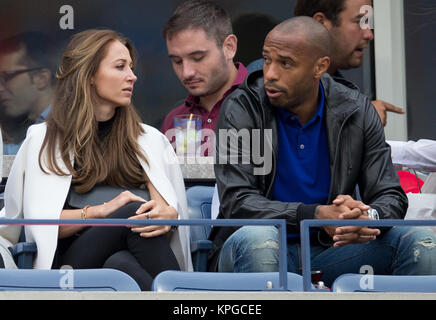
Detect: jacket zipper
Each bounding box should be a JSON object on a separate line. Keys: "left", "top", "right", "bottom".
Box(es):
{"left": 264, "top": 103, "right": 277, "bottom": 198}
{"left": 247, "top": 80, "right": 277, "bottom": 199}
{"left": 327, "top": 107, "right": 359, "bottom": 203}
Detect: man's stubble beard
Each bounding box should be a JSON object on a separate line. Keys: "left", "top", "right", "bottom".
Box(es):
{"left": 194, "top": 54, "right": 230, "bottom": 99}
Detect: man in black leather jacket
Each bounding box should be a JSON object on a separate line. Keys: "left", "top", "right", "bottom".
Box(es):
{"left": 208, "top": 17, "right": 436, "bottom": 285}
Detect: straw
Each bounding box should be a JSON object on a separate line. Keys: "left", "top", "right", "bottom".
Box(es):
{"left": 184, "top": 113, "right": 195, "bottom": 154}
{"left": 187, "top": 113, "right": 194, "bottom": 130}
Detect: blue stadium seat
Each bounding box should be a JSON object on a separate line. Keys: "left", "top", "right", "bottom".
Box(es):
{"left": 332, "top": 273, "right": 436, "bottom": 293}
{"left": 0, "top": 268, "right": 140, "bottom": 291}
{"left": 9, "top": 241, "right": 37, "bottom": 269}
{"left": 3, "top": 226, "right": 38, "bottom": 269}
{"left": 8, "top": 186, "right": 214, "bottom": 271}
{"left": 186, "top": 186, "right": 214, "bottom": 271}
{"left": 152, "top": 270, "right": 309, "bottom": 291}
{"left": 160, "top": 186, "right": 305, "bottom": 292}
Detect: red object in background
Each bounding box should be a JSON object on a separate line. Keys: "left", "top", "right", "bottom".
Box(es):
{"left": 397, "top": 170, "right": 424, "bottom": 193}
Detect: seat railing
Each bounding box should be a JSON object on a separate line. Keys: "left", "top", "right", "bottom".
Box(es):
{"left": 0, "top": 218, "right": 289, "bottom": 291}
{"left": 300, "top": 219, "right": 436, "bottom": 292}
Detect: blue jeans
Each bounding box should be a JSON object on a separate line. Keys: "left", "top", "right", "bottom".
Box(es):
{"left": 218, "top": 225, "right": 436, "bottom": 287}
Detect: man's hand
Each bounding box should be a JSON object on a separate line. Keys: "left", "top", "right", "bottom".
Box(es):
{"left": 316, "top": 195, "right": 381, "bottom": 247}
{"left": 371, "top": 100, "right": 405, "bottom": 126}
{"left": 315, "top": 203, "right": 362, "bottom": 239}
{"left": 332, "top": 214, "right": 380, "bottom": 247}
{"left": 333, "top": 195, "right": 369, "bottom": 218}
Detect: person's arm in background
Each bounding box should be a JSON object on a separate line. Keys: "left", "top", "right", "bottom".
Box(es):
{"left": 371, "top": 100, "right": 405, "bottom": 127}
{"left": 387, "top": 139, "right": 436, "bottom": 172}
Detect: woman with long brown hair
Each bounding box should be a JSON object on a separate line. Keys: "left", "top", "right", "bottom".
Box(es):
{"left": 0, "top": 29, "right": 192, "bottom": 290}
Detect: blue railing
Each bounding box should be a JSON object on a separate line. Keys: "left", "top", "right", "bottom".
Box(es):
{"left": 6, "top": 217, "right": 433, "bottom": 292}
{"left": 0, "top": 218, "right": 289, "bottom": 291}
{"left": 300, "top": 219, "right": 436, "bottom": 292}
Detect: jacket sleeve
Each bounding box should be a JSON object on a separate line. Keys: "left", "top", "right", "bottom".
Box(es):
{"left": 358, "top": 99, "right": 408, "bottom": 219}
{"left": 0, "top": 127, "right": 31, "bottom": 245}
{"left": 215, "top": 93, "right": 312, "bottom": 233}
{"left": 387, "top": 139, "right": 436, "bottom": 172}
{"left": 160, "top": 132, "right": 188, "bottom": 218}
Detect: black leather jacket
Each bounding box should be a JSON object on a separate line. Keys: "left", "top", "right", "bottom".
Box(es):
{"left": 208, "top": 71, "right": 408, "bottom": 271}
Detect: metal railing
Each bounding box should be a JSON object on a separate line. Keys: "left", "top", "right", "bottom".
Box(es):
{"left": 6, "top": 217, "right": 434, "bottom": 292}
{"left": 0, "top": 218, "right": 289, "bottom": 291}
{"left": 300, "top": 219, "right": 436, "bottom": 292}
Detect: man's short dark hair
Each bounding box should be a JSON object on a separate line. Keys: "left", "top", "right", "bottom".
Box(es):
{"left": 0, "top": 31, "right": 60, "bottom": 84}
{"left": 162, "top": 0, "right": 233, "bottom": 47}
{"left": 294, "top": 0, "right": 346, "bottom": 26}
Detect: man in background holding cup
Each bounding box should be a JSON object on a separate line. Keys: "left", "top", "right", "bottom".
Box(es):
{"left": 160, "top": 0, "right": 248, "bottom": 156}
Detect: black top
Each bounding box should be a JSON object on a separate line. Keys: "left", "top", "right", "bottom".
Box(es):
{"left": 64, "top": 116, "right": 116, "bottom": 210}
{"left": 97, "top": 115, "right": 116, "bottom": 141}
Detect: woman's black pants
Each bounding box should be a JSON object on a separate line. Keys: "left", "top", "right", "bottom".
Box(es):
{"left": 53, "top": 201, "right": 180, "bottom": 290}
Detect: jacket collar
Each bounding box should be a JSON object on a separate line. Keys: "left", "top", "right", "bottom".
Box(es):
{"left": 320, "top": 73, "right": 360, "bottom": 118}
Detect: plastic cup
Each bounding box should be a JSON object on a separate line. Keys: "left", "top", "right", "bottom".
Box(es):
{"left": 174, "top": 114, "right": 202, "bottom": 156}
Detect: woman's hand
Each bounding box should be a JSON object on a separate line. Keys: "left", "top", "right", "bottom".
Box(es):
{"left": 93, "top": 190, "right": 147, "bottom": 219}
{"left": 128, "top": 200, "right": 178, "bottom": 238}
{"left": 59, "top": 191, "right": 146, "bottom": 239}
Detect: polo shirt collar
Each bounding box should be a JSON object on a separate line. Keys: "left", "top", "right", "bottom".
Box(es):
{"left": 36, "top": 105, "right": 51, "bottom": 124}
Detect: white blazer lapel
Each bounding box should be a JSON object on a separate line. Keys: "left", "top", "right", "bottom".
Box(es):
{"left": 137, "top": 134, "right": 178, "bottom": 209}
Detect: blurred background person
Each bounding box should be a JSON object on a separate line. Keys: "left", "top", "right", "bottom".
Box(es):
{"left": 294, "top": 0, "right": 405, "bottom": 126}
{"left": 0, "top": 31, "right": 59, "bottom": 155}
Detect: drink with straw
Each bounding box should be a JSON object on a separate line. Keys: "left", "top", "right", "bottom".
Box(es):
{"left": 174, "top": 114, "right": 202, "bottom": 156}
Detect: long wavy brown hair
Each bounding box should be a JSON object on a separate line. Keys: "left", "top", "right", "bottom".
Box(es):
{"left": 39, "top": 29, "right": 148, "bottom": 193}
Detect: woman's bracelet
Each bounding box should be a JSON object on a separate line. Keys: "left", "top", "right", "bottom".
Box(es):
{"left": 81, "top": 205, "right": 91, "bottom": 219}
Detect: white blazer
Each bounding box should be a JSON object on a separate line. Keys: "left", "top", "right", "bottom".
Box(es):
{"left": 0, "top": 123, "right": 193, "bottom": 271}
{"left": 0, "top": 128, "right": 2, "bottom": 184}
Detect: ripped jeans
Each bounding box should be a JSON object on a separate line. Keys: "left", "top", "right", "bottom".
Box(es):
{"left": 218, "top": 226, "right": 436, "bottom": 287}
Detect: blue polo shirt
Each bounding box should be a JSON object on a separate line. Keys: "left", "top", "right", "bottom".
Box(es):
{"left": 272, "top": 83, "right": 330, "bottom": 219}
